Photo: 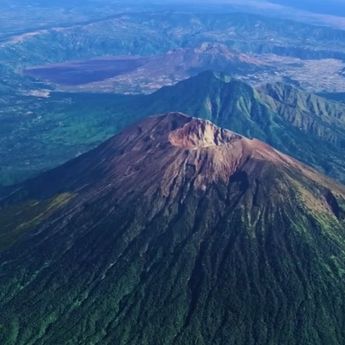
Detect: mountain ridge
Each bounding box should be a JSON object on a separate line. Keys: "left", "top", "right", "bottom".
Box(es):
{"left": 148, "top": 72, "right": 345, "bottom": 180}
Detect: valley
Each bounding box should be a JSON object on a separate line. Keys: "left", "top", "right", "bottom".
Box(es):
{"left": 23, "top": 50, "right": 345, "bottom": 94}
{"left": 3, "top": 6, "right": 345, "bottom": 95}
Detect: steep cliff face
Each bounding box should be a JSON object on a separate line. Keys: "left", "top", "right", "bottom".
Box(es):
{"left": 0, "top": 113, "right": 345, "bottom": 345}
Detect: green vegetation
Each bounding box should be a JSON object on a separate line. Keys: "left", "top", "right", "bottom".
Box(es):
{"left": 1, "top": 3, "right": 345, "bottom": 344}
{"left": 1, "top": 72, "right": 345, "bottom": 186}
{"left": 0, "top": 193, "right": 73, "bottom": 250}
{"left": 0, "top": 114, "right": 344, "bottom": 345}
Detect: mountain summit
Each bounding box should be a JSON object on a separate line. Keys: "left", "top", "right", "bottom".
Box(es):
{"left": 1, "top": 113, "right": 345, "bottom": 345}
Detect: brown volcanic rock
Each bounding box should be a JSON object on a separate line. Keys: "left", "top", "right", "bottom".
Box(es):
{"left": 89, "top": 113, "right": 344, "bottom": 212}
{"left": 3, "top": 112, "right": 345, "bottom": 216}
{"left": 168, "top": 116, "right": 240, "bottom": 148}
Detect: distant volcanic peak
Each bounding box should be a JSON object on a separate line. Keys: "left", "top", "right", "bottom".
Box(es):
{"left": 168, "top": 117, "right": 241, "bottom": 149}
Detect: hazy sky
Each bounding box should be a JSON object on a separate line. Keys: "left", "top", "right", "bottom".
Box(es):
{"left": 269, "top": 0, "right": 345, "bottom": 16}
{"left": 168, "top": 0, "right": 345, "bottom": 17}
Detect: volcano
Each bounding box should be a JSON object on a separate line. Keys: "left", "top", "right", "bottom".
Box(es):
{"left": 0, "top": 113, "right": 345, "bottom": 345}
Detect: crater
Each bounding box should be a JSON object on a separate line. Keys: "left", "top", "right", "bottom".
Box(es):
{"left": 168, "top": 118, "right": 241, "bottom": 149}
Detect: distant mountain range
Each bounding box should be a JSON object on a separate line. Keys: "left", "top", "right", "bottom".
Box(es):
{"left": 2, "top": 72, "right": 345, "bottom": 187}
{"left": 2, "top": 8, "right": 345, "bottom": 96}
{"left": 1, "top": 113, "right": 344, "bottom": 345}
